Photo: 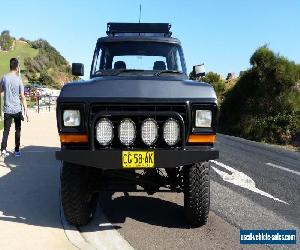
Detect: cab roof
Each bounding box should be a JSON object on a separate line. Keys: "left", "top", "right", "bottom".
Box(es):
{"left": 97, "top": 22, "right": 181, "bottom": 45}
{"left": 106, "top": 22, "right": 172, "bottom": 37}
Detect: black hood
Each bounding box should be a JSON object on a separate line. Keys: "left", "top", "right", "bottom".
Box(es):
{"left": 59, "top": 76, "right": 217, "bottom": 103}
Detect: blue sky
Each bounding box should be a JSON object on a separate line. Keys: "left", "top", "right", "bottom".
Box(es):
{"left": 1, "top": 0, "right": 299, "bottom": 79}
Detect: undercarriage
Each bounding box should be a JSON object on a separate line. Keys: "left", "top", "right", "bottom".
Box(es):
{"left": 60, "top": 161, "right": 211, "bottom": 227}
{"left": 94, "top": 168, "right": 184, "bottom": 194}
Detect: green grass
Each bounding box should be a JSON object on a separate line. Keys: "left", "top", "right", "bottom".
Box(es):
{"left": 0, "top": 40, "right": 38, "bottom": 77}
{"left": 0, "top": 120, "right": 3, "bottom": 130}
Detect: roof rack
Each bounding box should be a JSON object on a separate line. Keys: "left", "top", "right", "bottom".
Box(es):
{"left": 106, "top": 23, "right": 172, "bottom": 37}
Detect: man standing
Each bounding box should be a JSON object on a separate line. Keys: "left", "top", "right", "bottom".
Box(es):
{"left": 0, "top": 58, "right": 29, "bottom": 157}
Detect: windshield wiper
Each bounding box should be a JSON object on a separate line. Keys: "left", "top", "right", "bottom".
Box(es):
{"left": 95, "top": 69, "right": 145, "bottom": 76}
{"left": 154, "top": 70, "right": 182, "bottom": 76}
{"left": 112, "top": 69, "right": 145, "bottom": 76}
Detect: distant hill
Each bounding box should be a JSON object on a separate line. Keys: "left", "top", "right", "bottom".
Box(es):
{"left": 0, "top": 31, "right": 77, "bottom": 89}
{"left": 0, "top": 40, "right": 38, "bottom": 77}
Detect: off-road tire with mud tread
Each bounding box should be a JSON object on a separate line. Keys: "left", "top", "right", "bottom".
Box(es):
{"left": 184, "top": 162, "right": 210, "bottom": 227}
{"left": 61, "top": 162, "right": 98, "bottom": 226}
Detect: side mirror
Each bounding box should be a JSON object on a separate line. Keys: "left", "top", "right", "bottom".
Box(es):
{"left": 72, "top": 63, "right": 84, "bottom": 76}
{"left": 193, "top": 64, "right": 206, "bottom": 77}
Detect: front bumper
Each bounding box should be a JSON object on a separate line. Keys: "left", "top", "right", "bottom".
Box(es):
{"left": 55, "top": 148, "right": 219, "bottom": 169}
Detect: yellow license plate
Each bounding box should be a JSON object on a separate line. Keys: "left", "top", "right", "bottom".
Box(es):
{"left": 122, "top": 151, "right": 154, "bottom": 168}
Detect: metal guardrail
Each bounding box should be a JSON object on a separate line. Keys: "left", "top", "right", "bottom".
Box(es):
{"left": 27, "top": 95, "right": 58, "bottom": 113}
{"left": 0, "top": 95, "right": 58, "bottom": 118}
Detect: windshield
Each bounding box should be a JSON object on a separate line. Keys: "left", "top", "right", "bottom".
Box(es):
{"left": 91, "top": 41, "right": 187, "bottom": 77}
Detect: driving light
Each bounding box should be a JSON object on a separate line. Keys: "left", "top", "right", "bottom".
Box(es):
{"left": 163, "top": 118, "right": 180, "bottom": 146}
{"left": 63, "top": 110, "right": 80, "bottom": 127}
{"left": 141, "top": 118, "right": 158, "bottom": 146}
{"left": 96, "top": 118, "right": 114, "bottom": 146}
{"left": 119, "top": 118, "right": 136, "bottom": 146}
{"left": 195, "top": 110, "right": 212, "bottom": 127}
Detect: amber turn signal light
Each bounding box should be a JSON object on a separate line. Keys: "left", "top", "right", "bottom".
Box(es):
{"left": 60, "top": 134, "right": 88, "bottom": 143}
{"left": 188, "top": 134, "right": 216, "bottom": 143}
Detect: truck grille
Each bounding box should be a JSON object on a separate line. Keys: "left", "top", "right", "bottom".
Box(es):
{"left": 89, "top": 104, "right": 188, "bottom": 149}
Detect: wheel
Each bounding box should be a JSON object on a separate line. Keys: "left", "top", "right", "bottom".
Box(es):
{"left": 61, "top": 161, "right": 99, "bottom": 226}
{"left": 184, "top": 162, "right": 210, "bottom": 227}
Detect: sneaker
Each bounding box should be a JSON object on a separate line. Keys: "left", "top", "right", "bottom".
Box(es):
{"left": 1, "top": 150, "right": 9, "bottom": 158}
{"left": 14, "top": 151, "right": 21, "bottom": 157}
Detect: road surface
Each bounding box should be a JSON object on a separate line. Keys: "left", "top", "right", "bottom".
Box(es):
{"left": 89, "top": 134, "right": 299, "bottom": 250}
{"left": 0, "top": 111, "right": 299, "bottom": 249}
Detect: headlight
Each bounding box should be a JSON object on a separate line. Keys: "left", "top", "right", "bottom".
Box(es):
{"left": 195, "top": 110, "right": 212, "bottom": 127}
{"left": 118, "top": 118, "right": 136, "bottom": 146}
{"left": 141, "top": 118, "right": 158, "bottom": 146}
{"left": 163, "top": 118, "right": 180, "bottom": 146}
{"left": 96, "top": 118, "right": 114, "bottom": 146}
{"left": 63, "top": 110, "right": 80, "bottom": 127}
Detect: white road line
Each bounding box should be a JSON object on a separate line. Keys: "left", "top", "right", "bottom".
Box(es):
{"left": 23, "top": 150, "right": 54, "bottom": 153}
{"left": 210, "top": 160, "right": 288, "bottom": 204}
{"left": 0, "top": 211, "right": 26, "bottom": 220}
{"left": 0, "top": 211, "right": 17, "bottom": 219}
{"left": 0, "top": 165, "right": 11, "bottom": 178}
{"left": 266, "top": 162, "right": 300, "bottom": 176}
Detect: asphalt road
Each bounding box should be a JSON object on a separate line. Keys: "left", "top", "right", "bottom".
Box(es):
{"left": 79, "top": 134, "right": 300, "bottom": 249}
{"left": 0, "top": 112, "right": 299, "bottom": 249}
{"left": 213, "top": 134, "right": 300, "bottom": 228}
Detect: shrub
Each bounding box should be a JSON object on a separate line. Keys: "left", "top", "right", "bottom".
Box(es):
{"left": 0, "top": 30, "right": 14, "bottom": 51}
{"left": 220, "top": 46, "right": 300, "bottom": 144}
{"left": 189, "top": 71, "right": 225, "bottom": 101}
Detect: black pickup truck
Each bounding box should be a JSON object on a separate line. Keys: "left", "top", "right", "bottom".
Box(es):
{"left": 56, "top": 23, "right": 219, "bottom": 227}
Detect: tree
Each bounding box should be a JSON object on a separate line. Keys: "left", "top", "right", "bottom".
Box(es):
{"left": 0, "top": 30, "right": 14, "bottom": 51}
{"left": 189, "top": 71, "right": 225, "bottom": 100}
{"left": 220, "top": 46, "right": 300, "bottom": 144}
{"left": 39, "top": 71, "right": 58, "bottom": 88}
{"left": 24, "top": 39, "right": 76, "bottom": 88}
{"left": 202, "top": 72, "right": 225, "bottom": 100}
{"left": 189, "top": 70, "right": 196, "bottom": 80}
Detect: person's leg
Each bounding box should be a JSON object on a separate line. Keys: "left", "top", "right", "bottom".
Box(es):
{"left": 1, "top": 113, "right": 13, "bottom": 152}
{"left": 14, "top": 112, "right": 22, "bottom": 152}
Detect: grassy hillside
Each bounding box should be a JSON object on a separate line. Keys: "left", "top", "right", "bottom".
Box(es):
{"left": 0, "top": 36, "right": 77, "bottom": 88}
{"left": 24, "top": 39, "right": 77, "bottom": 88}
{"left": 0, "top": 40, "right": 38, "bottom": 77}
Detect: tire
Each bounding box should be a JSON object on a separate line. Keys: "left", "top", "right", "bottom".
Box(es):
{"left": 61, "top": 161, "right": 98, "bottom": 226}
{"left": 184, "top": 162, "right": 210, "bottom": 227}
